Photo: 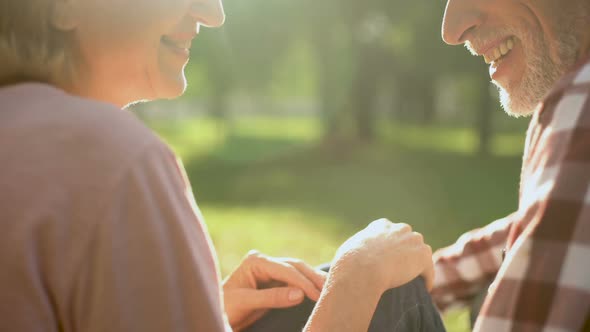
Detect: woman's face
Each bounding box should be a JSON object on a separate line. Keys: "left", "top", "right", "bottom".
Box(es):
{"left": 71, "top": 0, "right": 224, "bottom": 106}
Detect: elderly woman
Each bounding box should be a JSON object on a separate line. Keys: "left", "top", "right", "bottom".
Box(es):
{"left": 0, "top": 0, "right": 444, "bottom": 331}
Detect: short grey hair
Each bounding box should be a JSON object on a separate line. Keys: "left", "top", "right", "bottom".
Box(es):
{"left": 0, "top": 0, "right": 72, "bottom": 86}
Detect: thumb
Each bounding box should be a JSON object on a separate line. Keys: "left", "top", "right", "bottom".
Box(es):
{"left": 236, "top": 287, "right": 305, "bottom": 310}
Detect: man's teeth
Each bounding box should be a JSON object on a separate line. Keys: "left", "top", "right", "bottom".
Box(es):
{"left": 483, "top": 38, "right": 514, "bottom": 64}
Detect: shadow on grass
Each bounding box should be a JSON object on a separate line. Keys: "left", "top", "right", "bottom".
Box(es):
{"left": 183, "top": 135, "right": 522, "bottom": 249}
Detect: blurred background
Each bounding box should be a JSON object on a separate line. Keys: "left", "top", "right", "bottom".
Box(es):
{"left": 134, "top": 0, "right": 530, "bottom": 330}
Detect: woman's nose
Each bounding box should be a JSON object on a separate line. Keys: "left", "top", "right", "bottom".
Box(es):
{"left": 189, "top": 0, "right": 225, "bottom": 28}
{"left": 441, "top": 0, "right": 484, "bottom": 45}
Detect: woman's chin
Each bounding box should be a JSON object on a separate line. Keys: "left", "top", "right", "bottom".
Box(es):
{"left": 123, "top": 71, "right": 187, "bottom": 106}
{"left": 154, "top": 75, "right": 188, "bottom": 100}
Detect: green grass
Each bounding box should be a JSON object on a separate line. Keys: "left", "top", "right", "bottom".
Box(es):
{"left": 146, "top": 115, "right": 525, "bottom": 332}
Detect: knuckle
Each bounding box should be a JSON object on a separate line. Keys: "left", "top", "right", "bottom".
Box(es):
{"left": 277, "top": 260, "right": 297, "bottom": 274}
{"left": 286, "top": 264, "right": 300, "bottom": 275}
{"left": 287, "top": 258, "right": 304, "bottom": 266}
{"left": 400, "top": 223, "right": 412, "bottom": 233}
{"left": 246, "top": 250, "right": 262, "bottom": 261}
{"left": 373, "top": 218, "right": 390, "bottom": 227}
{"left": 412, "top": 231, "right": 424, "bottom": 243}
{"left": 368, "top": 220, "right": 381, "bottom": 228}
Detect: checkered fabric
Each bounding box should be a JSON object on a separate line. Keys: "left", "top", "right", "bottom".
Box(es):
{"left": 431, "top": 217, "right": 512, "bottom": 311}
{"left": 432, "top": 58, "right": 590, "bottom": 331}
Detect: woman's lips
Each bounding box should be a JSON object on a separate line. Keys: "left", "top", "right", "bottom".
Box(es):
{"left": 161, "top": 36, "right": 192, "bottom": 59}
{"left": 161, "top": 36, "right": 192, "bottom": 49}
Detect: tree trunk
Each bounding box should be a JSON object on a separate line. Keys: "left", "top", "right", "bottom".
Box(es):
{"left": 311, "top": 35, "right": 342, "bottom": 140}
{"left": 352, "top": 43, "right": 381, "bottom": 142}
{"left": 420, "top": 81, "right": 436, "bottom": 125}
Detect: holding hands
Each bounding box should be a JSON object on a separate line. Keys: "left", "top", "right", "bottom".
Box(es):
{"left": 224, "top": 219, "right": 434, "bottom": 332}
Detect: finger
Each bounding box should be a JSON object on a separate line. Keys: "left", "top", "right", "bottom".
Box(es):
{"left": 394, "top": 223, "right": 412, "bottom": 233}
{"left": 285, "top": 259, "right": 328, "bottom": 288}
{"left": 233, "top": 287, "right": 305, "bottom": 310}
{"left": 254, "top": 256, "right": 322, "bottom": 300}
{"left": 286, "top": 260, "right": 328, "bottom": 298}
{"left": 411, "top": 231, "right": 424, "bottom": 244}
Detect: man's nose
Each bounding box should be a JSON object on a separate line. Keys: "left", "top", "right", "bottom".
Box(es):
{"left": 441, "top": 0, "right": 484, "bottom": 45}
{"left": 189, "top": 0, "right": 225, "bottom": 28}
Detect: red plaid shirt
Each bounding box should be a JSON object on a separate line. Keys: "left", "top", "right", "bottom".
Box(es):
{"left": 432, "top": 58, "right": 590, "bottom": 331}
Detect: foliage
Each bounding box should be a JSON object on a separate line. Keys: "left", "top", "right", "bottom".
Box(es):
{"left": 186, "top": 0, "right": 505, "bottom": 147}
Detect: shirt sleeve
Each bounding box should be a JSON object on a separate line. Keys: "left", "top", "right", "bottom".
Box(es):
{"left": 431, "top": 217, "right": 511, "bottom": 311}
{"left": 71, "top": 142, "right": 231, "bottom": 332}
{"left": 475, "top": 70, "right": 590, "bottom": 331}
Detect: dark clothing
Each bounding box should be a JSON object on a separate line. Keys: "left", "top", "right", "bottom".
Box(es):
{"left": 246, "top": 275, "right": 446, "bottom": 332}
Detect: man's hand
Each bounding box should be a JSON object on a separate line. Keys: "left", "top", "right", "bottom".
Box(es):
{"left": 223, "top": 251, "right": 327, "bottom": 331}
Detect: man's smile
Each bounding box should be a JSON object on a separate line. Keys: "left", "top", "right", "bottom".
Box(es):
{"left": 483, "top": 37, "right": 515, "bottom": 65}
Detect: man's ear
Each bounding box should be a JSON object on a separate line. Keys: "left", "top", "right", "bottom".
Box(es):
{"left": 51, "top": 0, "right": 80, "bottom": 31}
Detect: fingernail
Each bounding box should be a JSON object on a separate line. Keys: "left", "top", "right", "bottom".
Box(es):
{"left": 289, "top": 289, "right": 304, "bottom": 301}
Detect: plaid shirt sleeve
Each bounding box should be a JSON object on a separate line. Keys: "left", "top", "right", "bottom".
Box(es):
{"left": 431, "top": 217, "right": 511, "bottom": 311}
{"left": 474, "top": 61, "right": 590, "bottom": 331}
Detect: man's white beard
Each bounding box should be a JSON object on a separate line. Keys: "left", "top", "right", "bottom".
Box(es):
{"left": 497, "top": 13, "right": 584, "bottom": 118}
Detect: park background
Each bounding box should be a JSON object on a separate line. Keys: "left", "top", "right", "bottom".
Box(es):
{"left": 134, "top": 0, "right": 530, "bottom": 330}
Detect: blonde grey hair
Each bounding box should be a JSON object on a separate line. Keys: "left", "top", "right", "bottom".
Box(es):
{"left": 0, "top": 0, "right": 72, "bottom": 86}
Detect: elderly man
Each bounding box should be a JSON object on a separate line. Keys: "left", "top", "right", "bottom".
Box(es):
{"left": 431, "top": 0, "right": 590, "bottom": 330}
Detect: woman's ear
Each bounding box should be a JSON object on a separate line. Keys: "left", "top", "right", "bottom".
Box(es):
{"left": 51, "top": 0, "right": 80, "bottom": 31}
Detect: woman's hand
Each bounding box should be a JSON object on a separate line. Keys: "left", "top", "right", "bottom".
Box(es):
{"left": 331, "top": 219, "right": 434, "bottom": 294}
{"left": 223, "top": 251, "right": 327, "bottom": 331}
{"left": 301, "top": 220, "right": 434, "bottom": 332}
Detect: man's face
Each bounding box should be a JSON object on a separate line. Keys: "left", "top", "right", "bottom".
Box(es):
{"left": 442, "top": 0, "right": 590, "bottom": 116}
